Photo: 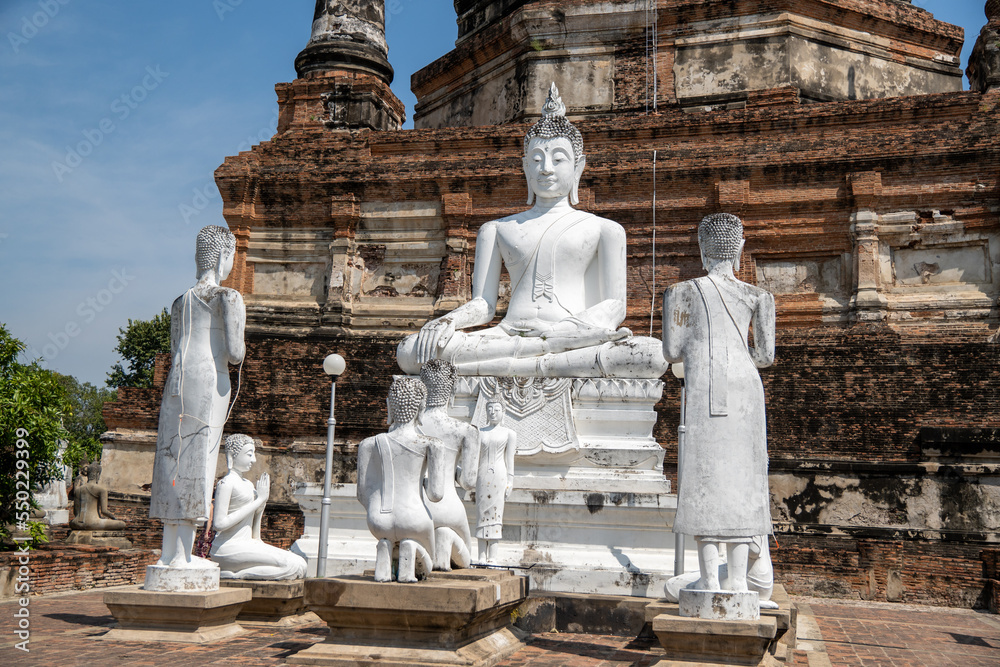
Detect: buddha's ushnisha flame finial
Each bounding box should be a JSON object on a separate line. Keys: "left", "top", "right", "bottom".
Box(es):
{"left": 541, "top": 83, "right": 567, "bottom": 118}
{"left": 524, "top": 82, "right": 584, "bottom": 165}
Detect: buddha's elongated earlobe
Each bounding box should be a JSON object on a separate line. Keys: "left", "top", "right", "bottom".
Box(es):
{"left": 734, "top": 239, "right": 746, "bottom": 273}
{"left": 571, "top": 156, "right": 586, "bottom": 206}
{"left": 524, "top": 156, "right": 535, "bottom": 206}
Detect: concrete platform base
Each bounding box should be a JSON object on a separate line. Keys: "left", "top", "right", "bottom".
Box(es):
{"left": 286, "top": 569, "right": 529, "bottom": 666}
{"left": 220, "top": 579, "right": 317, "bottom": 626}
{"left": 102, "top": 586, "right": 251, "bottom": 643}
{"left": 645, "top": 584, "right": 797, "bottom": 666}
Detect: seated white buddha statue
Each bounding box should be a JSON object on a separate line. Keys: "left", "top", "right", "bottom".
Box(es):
{"left": 209, "top": 434, "right": 307, "bottom": 580}
{"left": 397, "top": 84, "right": 667, "bottom": 379}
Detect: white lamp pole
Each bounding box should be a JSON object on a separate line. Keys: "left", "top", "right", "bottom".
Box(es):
{"left": 316, "top": 353, "right": 346, "bottom": 578}
{"left": 671, "top": 362, "right": 686, "bottom": 577}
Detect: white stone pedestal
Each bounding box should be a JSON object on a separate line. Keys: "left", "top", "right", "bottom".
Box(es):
{"left": 40, "top": 509, "right": 69, "bottom": 525}
{"left": 144, "top": 561, "right": 220, "bottom": 592}
{"left": 679, "top": 588, "right": 760, "bottom": 621}
{"left": 292, "top": 376, "right": 698, "bottom": 598}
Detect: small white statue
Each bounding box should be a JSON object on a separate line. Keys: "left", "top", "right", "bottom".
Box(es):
{"left": 662, "top": 213, "right": 776, "bottom": 595}
{"left": 357, "top": 377, "right": 447, "bottom": 583}
{"left": 397, "top": 83, "right": 667, "bottom": 379}
{"left": 418, "top": 360, "right": 478, "bottom": 571}
{"left": 475, "top": 399, "right": 517, "bottom": 564}
{"left": 150, "top": 225, "right": 246, "bottom": 571}
{"left": 209, "top": 434, "right": 307, "bottom": 580}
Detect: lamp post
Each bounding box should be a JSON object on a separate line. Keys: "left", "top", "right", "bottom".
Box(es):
{"left": 671, "top": 362, "right": 686, "bottom": 577}
{"left": 316, "top": 353, "right": 346, "bottom": 578}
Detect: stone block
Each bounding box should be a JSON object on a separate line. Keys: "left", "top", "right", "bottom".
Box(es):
{"left": 652, "top": 611, "right": 777, "bottom": 666}
{"left": 645, "top": 585, "right": 797, "bottom": 666}
{"left": 286, "top": 569, "right": 528, "bottom": 666}
{"left": 679, "top": 589, "right": 760, "bottom": 621}
{"left": 102, "top": 586, "right": 251, "bottom": 643}
{"left": 220, "top": 579, "right": 315, "bottom": 626}
{"left": 66, "top": 530, "right": 131, "bottom": 549}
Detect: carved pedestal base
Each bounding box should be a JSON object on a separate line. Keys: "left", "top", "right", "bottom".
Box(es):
{"left": 66, "top": 530, "right": 131, "bottom": 549}
{"left": 102, "top": 587, "right": 251, "bottom": 643}
{"left": 292, "top": 376, "right": 694, "bottom": 598}
{"left": 286, "top": 570, "right": 528, "bottom": 667}
{"left": 644, "top": 585, "right": 797, "bottom": 666}
{"left": 219, "top": 579, "right": 315, "bottom": 626}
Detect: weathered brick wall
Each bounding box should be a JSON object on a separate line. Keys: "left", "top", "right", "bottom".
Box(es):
{"left": 774, "top": 535, "right": 991, "bottom": 608}
{"left": 0, "top": 547, "right": 158, "bottom": 599}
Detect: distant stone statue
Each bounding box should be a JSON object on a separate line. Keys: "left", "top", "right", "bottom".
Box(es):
{"left": 36, "top": 439, "right": 70, "bottom": 524}
{"left": 418, "top": 360, "right": 477, "bottom": 571}
{"left": 475, "top": 399, "right": 516, "bottom": 564}
{"left": 150, "top": 225, "right": 246, "bottom": 572}
{"left": 357, "top": 377, "right": 447, "bottom": 583}
{"left": 662, "top": 213, "right": 776, "bottom": 597}
{"left": 209, "top": 435, "right": 307, "bottom": 580}
{"left": 69, "top": 461, "right": 126, "bottom": 532}
{"left": 397, "top": 83, "right": 667, "bottom": 379}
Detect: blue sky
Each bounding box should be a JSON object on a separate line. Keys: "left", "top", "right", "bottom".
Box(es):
{"left": 0, "top": 0, "right": 987, "bottom": 387}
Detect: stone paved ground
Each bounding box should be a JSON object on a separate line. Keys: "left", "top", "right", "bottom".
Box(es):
{"left": 1, "top": 589, "right": 998, "bottom": 666}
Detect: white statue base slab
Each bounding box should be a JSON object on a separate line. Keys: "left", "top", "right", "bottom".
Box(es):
{"left": 679, "top": 588, "right": 760, "bottom": 621}
{"left": 292, "top": 479, "right": 696, "bottom": 598}
{"left": 40, "top": 509, "right": 69, "bottom": 525}
{"left": 143, "top": 561, "right": 220, "bottom": 593}
{"left": 102, "top": 586, "right": 251, "bottom": 643}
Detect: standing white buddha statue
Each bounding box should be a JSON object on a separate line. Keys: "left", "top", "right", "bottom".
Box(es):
{"left": 662, "top": 213, "right": 776, "bottom": 600}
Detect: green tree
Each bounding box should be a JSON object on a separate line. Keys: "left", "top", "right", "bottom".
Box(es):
{"left": 107, "top": 308, "right": 171, "bottom": 389}
{"left": 53, "top": 373, "right": 116, "bottom": 474}
{"left": 0, "top": 325, "right": 71, "bottom": 542}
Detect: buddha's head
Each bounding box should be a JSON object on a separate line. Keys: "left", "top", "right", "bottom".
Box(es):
{"left": 523, "top": 84, "right": 586, "bottom": 206}
{"left": 85, "top": 462, "right": 102, "bottom": 483}
{"left": 387, "top": 377, "right": 426, "bottom": 427}
{"left": 485, "top": 398, "right": 505, "bottom": 426}
{"left": 195, "top": 225, "right": 237, "bottom": 281}
{"left": 420, "top": 359, "right": 457, "bottom": 409}
{"left": 698, "top": 213, "right": 745, "bottom": 272}
{"left": 224, "top": 434, "right": 256, "bottom": 472}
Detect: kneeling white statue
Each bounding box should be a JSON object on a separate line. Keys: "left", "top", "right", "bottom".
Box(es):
{"left": 210, "top": 434, "right": 307, "bottom": 580}
{"left": 418, "top": 360, "right": 477, "bottom": 571}
{"left": 662, "top": 213, "right": 776, "bottom": 608}
{"left": 357, "top": 377, "right": 448, "bottom": 583}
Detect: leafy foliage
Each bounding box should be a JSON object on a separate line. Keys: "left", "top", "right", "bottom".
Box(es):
{"left": 107, "top": 308, "right": 171, "bottom": 389}
{"left": 0, "top": 325, "right": 71, "bottom": 541}
{"left": 53, "top": 373, "right": 116, "bottom": 474}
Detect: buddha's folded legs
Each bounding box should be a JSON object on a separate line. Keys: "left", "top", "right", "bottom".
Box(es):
{"left": 452, "top": 335, "right": 668, "bottom": 378}
{"left": 398, "top": 330, "right": 667, "bottom": 378}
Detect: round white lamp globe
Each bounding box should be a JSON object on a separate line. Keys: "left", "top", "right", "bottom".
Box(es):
{"left": 323, "top": 354, "right": 346, "bottom": 377}
{"left": 670, "top": 362, "right": 685, "bottom": 380}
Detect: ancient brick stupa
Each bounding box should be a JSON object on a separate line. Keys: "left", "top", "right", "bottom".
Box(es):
{"left": 103, "top": 0, "right": 1000, "bottom": 612}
